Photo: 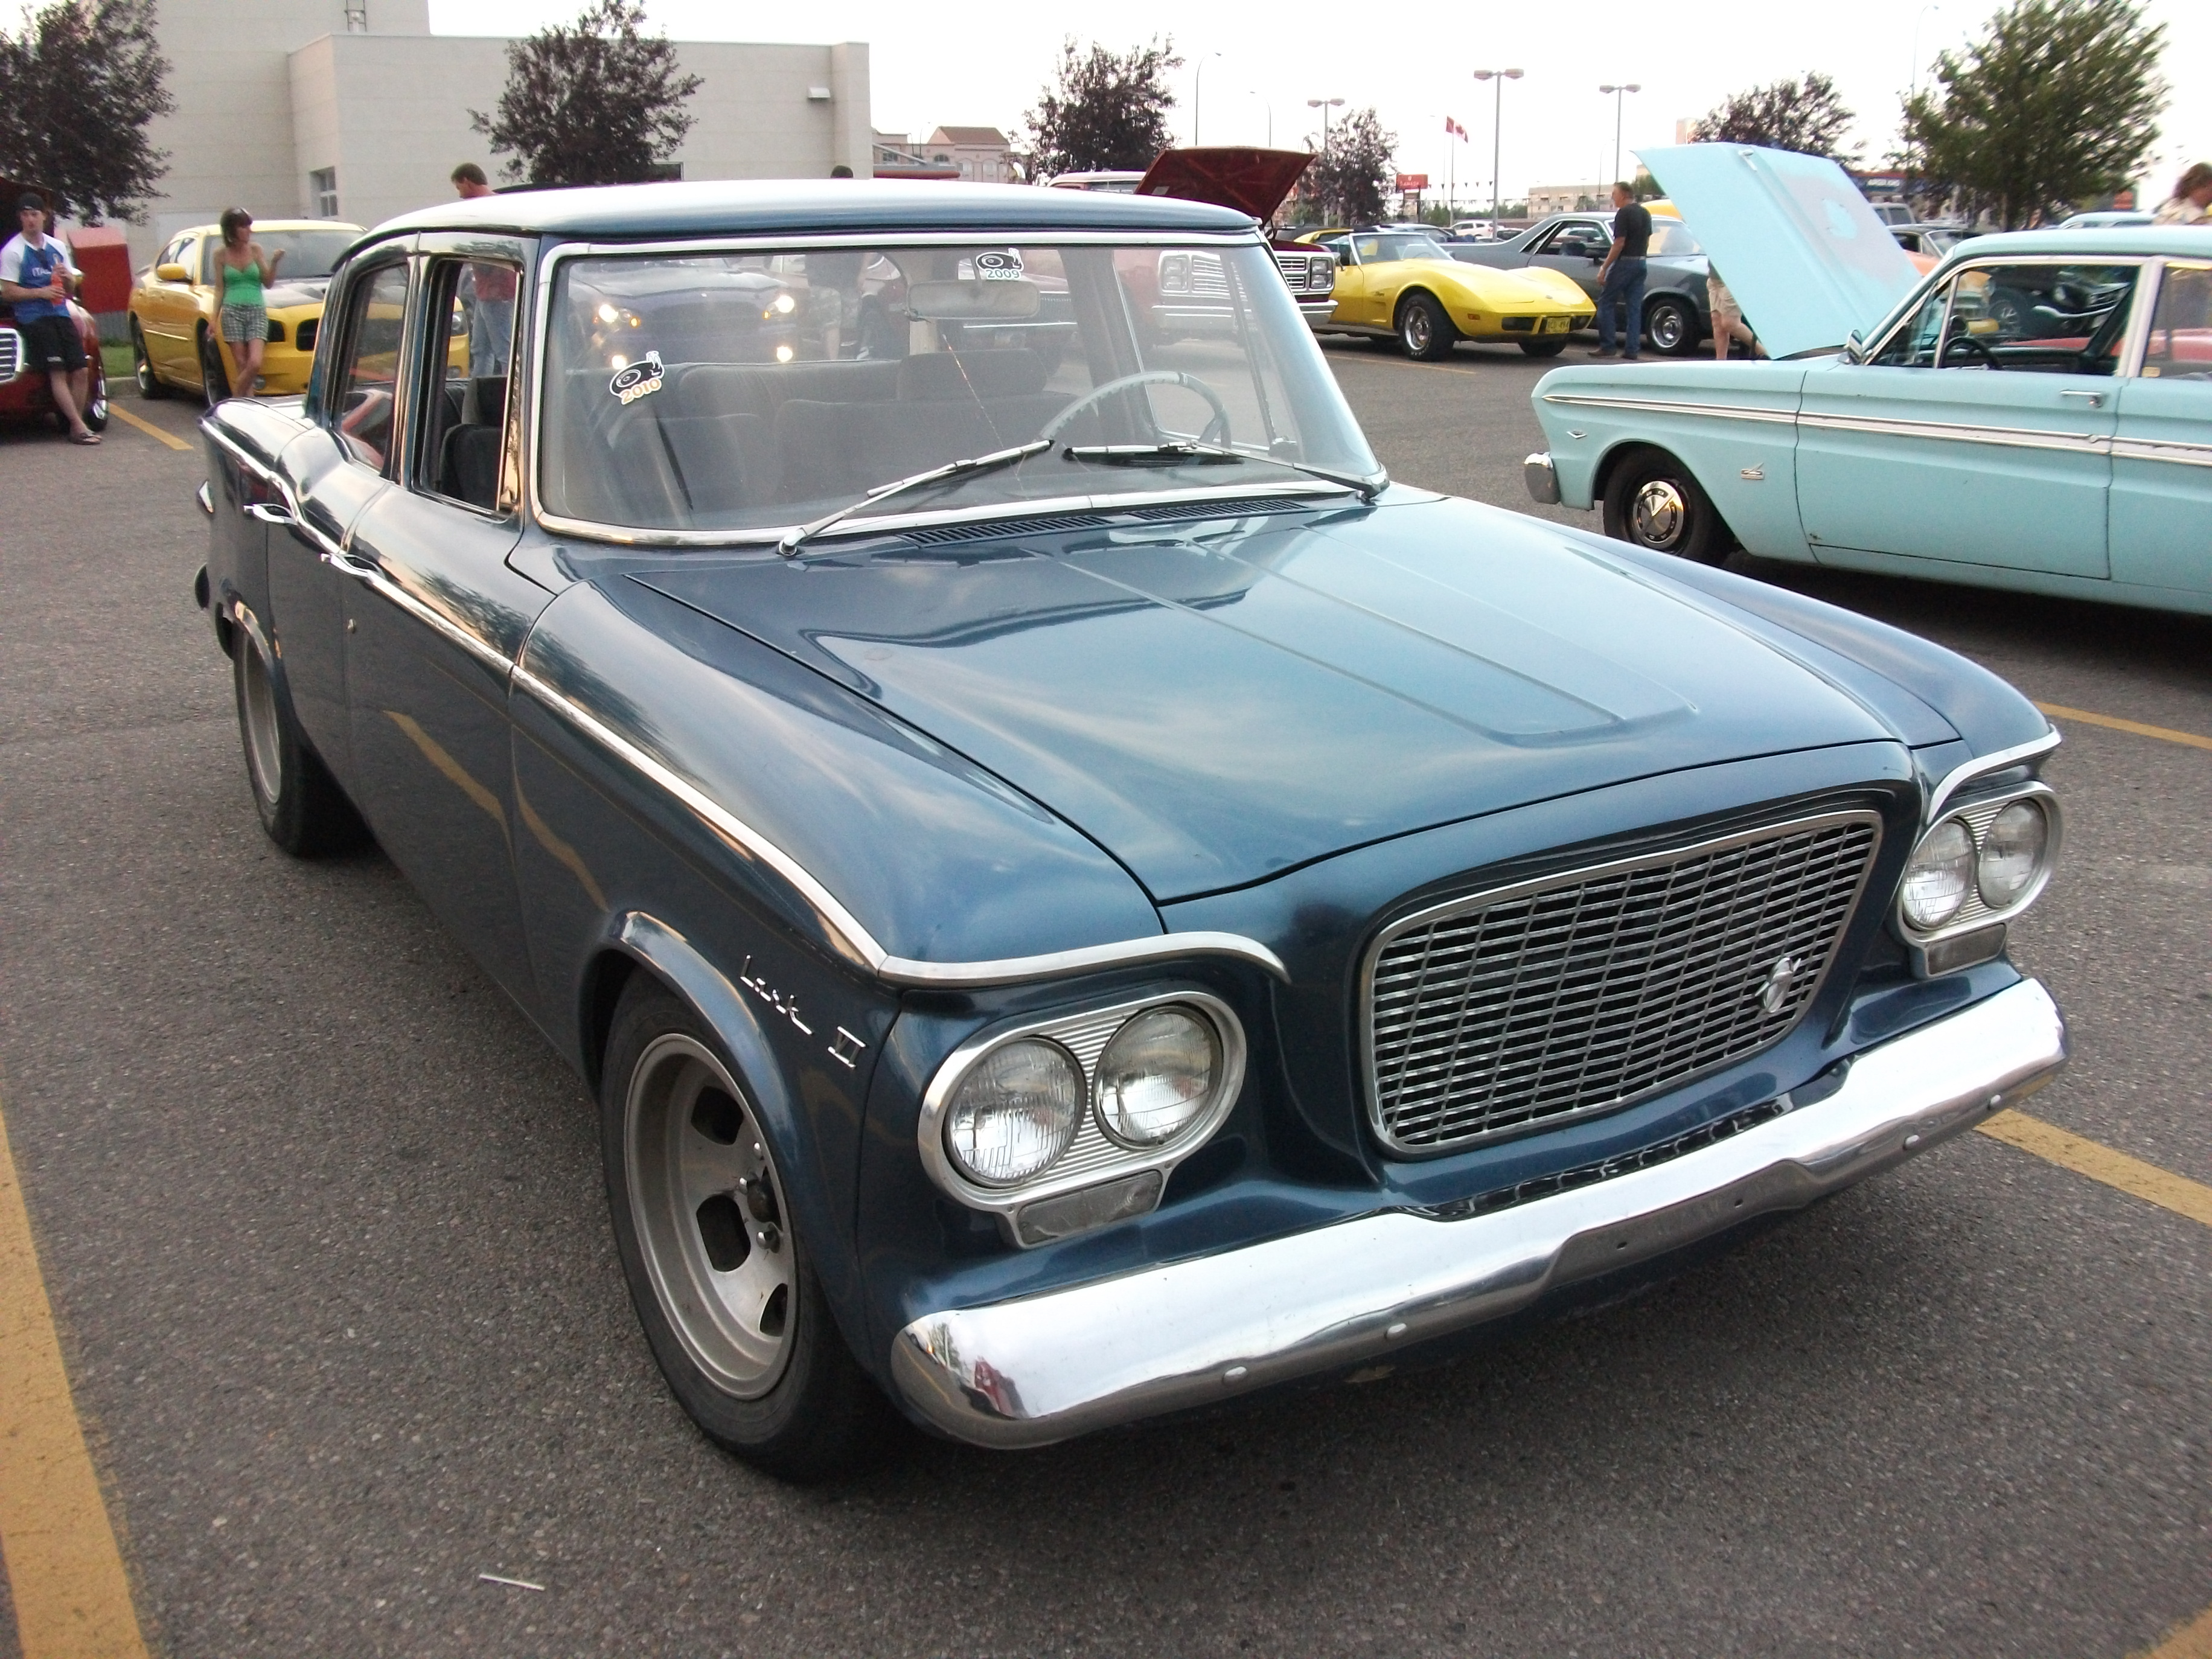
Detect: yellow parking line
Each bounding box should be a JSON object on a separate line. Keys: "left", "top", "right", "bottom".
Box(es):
{"left": 1978, "top": 1110, "right": 2212, "bottom": 1229}
{"left": 2035, "top": 703, "right": 2212, "bottom": 754}
{"left": 106, "top": 403, "right": 190, "bottom": 452}
{"left": 0, "top": 1091, "right": 152, "bottom": 1658}
{"left": 2140, "top": 1603, "right": 2212, "bottom": 1658}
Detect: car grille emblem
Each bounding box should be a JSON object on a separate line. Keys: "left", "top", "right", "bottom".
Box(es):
{"left": 1757, "top": 954, "right": 1805, "bottom": 1015}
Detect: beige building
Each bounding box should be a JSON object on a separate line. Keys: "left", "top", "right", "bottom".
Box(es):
{"left": 135, "top": 0, "right": 871, "bottom": 266}
{"left": 921, "top": 127, "right": 1015, "bottom": 185}
{"left": 1526, "top": 183, "right": 1613, "bottom": 217}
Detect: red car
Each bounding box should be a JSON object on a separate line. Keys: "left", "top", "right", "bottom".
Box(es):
{"left": 0, "top": 185, "right": 110, "bottom": 435}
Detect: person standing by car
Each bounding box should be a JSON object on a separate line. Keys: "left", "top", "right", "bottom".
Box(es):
{"left": 452, "top": 164, "right": 517, "bottom": 374}
{"left": 0, "top": 193, "right": 98, "bottom": 443}
{"left": 1591, "top": 181, "right": 1651, "bottom": 360}
{"left": 211, "top": 208, "right": 283, "bottom": 398}
{"left": 1707, "top": 267, "right": 1759, "bottom": 360}
{"left": 2153, "top": 164, "right": 2212, "bottom": 225}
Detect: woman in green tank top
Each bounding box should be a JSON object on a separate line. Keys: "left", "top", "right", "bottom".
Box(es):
{"left": 213, "top": 206, "right": 284, "bottom": 399}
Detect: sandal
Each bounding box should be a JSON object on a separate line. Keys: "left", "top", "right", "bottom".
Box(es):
{"left": 70, "top": 430, "right": 100, "bottom": 444}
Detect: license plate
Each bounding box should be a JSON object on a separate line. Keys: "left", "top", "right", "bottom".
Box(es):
{"left": 1540, "top": 315, "right": 1571, "bottom": 334}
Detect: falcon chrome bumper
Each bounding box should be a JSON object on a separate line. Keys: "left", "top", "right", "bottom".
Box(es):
{"left": 890, "top": 977, "right": 2066, "bottom": 1448}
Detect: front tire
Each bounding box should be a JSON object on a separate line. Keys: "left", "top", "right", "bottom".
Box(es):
{"left": 200, "top": 329, "right": 228, "bottom": 405}
{"left": 1602, "top": 448, "right": 1731, "bottom": 564}
{"left": 132, "top": 321, "right": 169, "bottom": 398}
{"left": 1646, "top": 294, "right": 1699, "bottom": 357}
{"left": 232, "top": 624, "right": 363, "bottom": 854}
{"left": 602, "top": 977, "right": 893, "bottom": 1482}
{"left": 1396, "top": 292, "right": 1457, "bottom": 360}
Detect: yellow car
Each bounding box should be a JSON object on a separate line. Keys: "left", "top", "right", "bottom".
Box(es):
{"left": 129, "top": 220, "right": 360, "bottom": 402}
{"left": 1309, "top": 227, "right": 1596, "bottom": 359}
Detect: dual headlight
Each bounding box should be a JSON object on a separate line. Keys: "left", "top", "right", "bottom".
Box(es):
{"left": 924, "top": 993, "right": 1245, "bottom": 1243}
{"left": 1897, "top": 786, "right": 2060, "bottom": 967}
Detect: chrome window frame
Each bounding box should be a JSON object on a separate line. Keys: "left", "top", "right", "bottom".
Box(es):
{"left": 524, "top": 228, "right": 1369, "bottom": 548}
{"left": 404, "top": 248, "right": 528, "bottom": 522}
{"left": 1357, "top": 808, "right": 1887, "bottom": 1159}
{"left": 1860, "top": 254, "right": 2152, "bottom": 376}
{"left": 917, "top": 988, "right": 1247, "bottom": 1242}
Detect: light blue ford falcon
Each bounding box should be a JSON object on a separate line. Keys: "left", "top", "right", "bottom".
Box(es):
{"left": 1526, "top": 144, "right": 2212, "bottom": 615}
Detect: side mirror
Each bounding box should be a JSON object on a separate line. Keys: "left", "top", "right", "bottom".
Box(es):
{"left": 156, "top": 263, "right": 190, "bottom": 283}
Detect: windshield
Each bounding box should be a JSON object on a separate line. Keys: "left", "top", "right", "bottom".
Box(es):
{"left": 1351, "top": 232, "right": 1450, "bottom": 264}
{"left": 539, "top": 240, "right": 1379, "bottom": 537}
{"left": 200, "top": 228, "right": 356, "bottom": 284}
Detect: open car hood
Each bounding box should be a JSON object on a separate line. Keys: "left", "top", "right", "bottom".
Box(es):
{"left": 638, "top": 497, "right": 1902, "bottom": 903}
{"left": 1134, "top": 147, "right": 1314, "bottom": 223}
{"left": 1637, "top": 144, "right": 1921, "bottom": 359}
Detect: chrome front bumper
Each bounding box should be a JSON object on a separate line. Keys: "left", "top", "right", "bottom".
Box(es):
{"left": 1524, "top": 450, "right": 1561, "bottom": 503}
{"left": 891, "top": 977, "right": 2065, "bottom": 1448}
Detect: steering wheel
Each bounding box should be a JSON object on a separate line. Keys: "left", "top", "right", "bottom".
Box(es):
{"left": 1039, "top": 369, "right": 1232, "bottom": 446}
{"left": 1940, "top": 332, "right": 1997, "bottom": 368}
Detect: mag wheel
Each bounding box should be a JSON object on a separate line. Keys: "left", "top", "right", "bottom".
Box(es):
{"left": 603, "top": 978, "right": 893, "bottom": 1482}
{"left": 132, "top": 321, "right": 169, "bottom": 398}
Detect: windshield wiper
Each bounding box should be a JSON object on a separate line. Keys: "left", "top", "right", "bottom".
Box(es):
{"left": 777, "top": 437, "right": 1052, "bottom": 557}
{"left": 1062, "top": 440, "right": 1386, "bottom": 502}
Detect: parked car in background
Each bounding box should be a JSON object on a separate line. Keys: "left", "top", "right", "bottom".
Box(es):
{"left": 2058, "top": 210, "right": 2155, "bottom": 229}
{"left": 129, "top": 219, "right": 361, "bottom": 402}
{"left": 1453, "top": 211, "right": 1712, "bottom": 354}
{"left": 1311, "top": 226, "right": 1594, "bottom": 357}
{"left": 1526, "top": 144, "right": 2212, "bottom": 616}
{"left": 0, "top": 196, "right": 109, "bottom": 434}
{"left": 196, "top": 177, "right": 2067, "bottom": 1477}
{"left": 1889, "top": 223, "right": 1976, "bottom": 264}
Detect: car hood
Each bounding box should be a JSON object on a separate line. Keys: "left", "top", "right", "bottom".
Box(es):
{"left": 636, "top": 496, "right": 1904, "bottom": 903}
{"left": 1134, "top": 147, "right": 1313, "bottom": 222}
{"left": 1637, "top": 144, "right": 1920, "bottom": 359}
{"left": 1399, "top": 260, "right": 1588, "bottom": 308}
{"left": 263, "top": 277, "right": 331, "bottom": 311}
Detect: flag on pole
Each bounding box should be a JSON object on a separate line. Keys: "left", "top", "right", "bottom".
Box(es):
{"left": 1445, "top": 117, "right": 1469, "bottom": 140}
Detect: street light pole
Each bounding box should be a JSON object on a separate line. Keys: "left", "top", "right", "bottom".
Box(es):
{"left": 1597, "top": 82, "right": 1641, "bottom": 186}
{"left": 1306, "top": 97, "right": 1344, "bottom": 219}
{"left": 1472, "top": 68, "right": 1523, "bottom": 232}
{"left": 1193, "top": 52, "right": 1221, "bottom": 147}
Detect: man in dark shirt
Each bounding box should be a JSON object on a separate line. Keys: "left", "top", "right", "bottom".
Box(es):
{"left": 1593, "top": 181, "right": 1652, "bottom": 359}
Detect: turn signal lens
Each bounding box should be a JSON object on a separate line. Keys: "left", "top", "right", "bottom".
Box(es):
{"left": 1978, "top": 799, "right": 2049, "bottom": 908}
{"left": 944, "top": 1039, "right": 1083, "bottom": 1186}
{"left": 1095, "top": 1005, "right": 1219, "bottom": 1148}
{"left": 1902, "top": 819, "right": 1975, "bottom": 929}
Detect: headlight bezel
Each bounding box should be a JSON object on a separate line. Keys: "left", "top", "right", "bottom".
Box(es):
{"left": 918, "top": 988, "right": 1247, "bottom": 1245}
{"left": 1893, "top": 779, "right": 2062, "bottom": 967}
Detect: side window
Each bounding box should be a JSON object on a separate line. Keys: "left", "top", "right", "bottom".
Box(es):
{"left": 412, "top": 256, "right": 522, "bottom": 512}
{"left": 199, "top": 236, "right": 219, "bottom": 287}
{"left": 2141, "top": 262, "right": 2212, "bottom": 382}
{"left": 158, "top": 236, "right": 188, "bottom": 273}
{"left": 328, "top": 261, "right": 411, "bottom": 473}
{"left": 1870, "top": 280, "right": 1951, "bottom": 367}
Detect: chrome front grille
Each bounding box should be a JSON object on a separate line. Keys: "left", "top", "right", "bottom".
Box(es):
{"left": 1271, "top": 252, "right": 1334, "bottom": 293}
{"left": 1366, "top": 811, "right": 1884, "bottom": 1153}
{"left": 0, "top": 328, "right": 21, "bottom": 382}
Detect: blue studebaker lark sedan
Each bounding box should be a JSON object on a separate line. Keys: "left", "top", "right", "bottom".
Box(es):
{"left": 196, "top": 181, "right": 2068, "bottom": 1479}
{"left": 1526, "top": 145, "right": 2212, "bottom": 613}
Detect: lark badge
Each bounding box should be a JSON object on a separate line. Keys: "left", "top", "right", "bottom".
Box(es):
{"left": 609, "top": 350, "right": 666, "bottom": 405}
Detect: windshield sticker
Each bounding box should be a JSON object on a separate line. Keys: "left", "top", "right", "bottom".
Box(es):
{"left": 974, "top": 250, "right": 1024, "bottom": 281}
{"left": 609, "top": 350, "right": 665, "bottom": 404}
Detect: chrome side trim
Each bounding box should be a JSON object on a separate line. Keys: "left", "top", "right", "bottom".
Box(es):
{"left": 890, "top": 977, "right": 2067, "bottom": 1448}
{"left": 1797, "top": 409, "right": 2109, "bottom": 456}
{"left": 2114, "top": 435, "right": 2212, "bottom": 468}
{"left": 1541, "top": 392, "right": 1797, "bottom": 426}
{"left": 325, "top": 546, "right": 516, "bottom": 678}
{"left": 1923, "top": 729, "right": 2060, "bottom": 823}
{"left": 511, "top": 663, "right": 1291, "bottom": 988}
{"left": 1356, "top": 808, "right": 1885, "bottom": 1157}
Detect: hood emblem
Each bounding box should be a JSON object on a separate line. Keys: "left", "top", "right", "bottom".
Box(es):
{"left": 1757, "top": 954, "right": 1805, "bottom": 1015}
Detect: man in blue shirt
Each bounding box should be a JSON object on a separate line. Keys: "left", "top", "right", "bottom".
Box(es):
{"left": 0, "top": 193, "right": 98, "bottom": 443}
{"left": 1591, "top": 181, "right": 1652, "bottom": 362}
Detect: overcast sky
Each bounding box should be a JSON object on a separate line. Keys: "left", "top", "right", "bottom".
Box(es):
{"left": 429, "top": 0, "right": 2208, "bottom": 209}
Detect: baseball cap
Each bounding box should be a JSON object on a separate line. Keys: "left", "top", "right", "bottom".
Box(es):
{"left": 18, "top": 192, "right": 46, "bottom": 213}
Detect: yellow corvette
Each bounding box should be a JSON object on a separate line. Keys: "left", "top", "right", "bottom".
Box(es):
{"left": 1308, "top": 228, "right": 1595, "bottom": 359}
{"left": 129, "top": 220, "right": 363, "bottom": 402}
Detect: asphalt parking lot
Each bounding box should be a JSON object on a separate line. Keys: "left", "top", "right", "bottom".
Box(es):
{"left": 1, "top": 347, "right": 2207, "bottom": 1658}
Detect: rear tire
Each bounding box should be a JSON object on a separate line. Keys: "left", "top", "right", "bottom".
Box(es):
{"left": 1396, "top": 292, "right": 1457, "bottom": 360}
{"left": 132, "top": 321, "right": 169, "bottom": 398}
{"left": 232, "top": 624, "right": 365, "bottom": 855}
{"left": 1602, "top": 448, "right": 1731, "bottom": 564}
{"left": 1518, "top": 338, "right": 1568, "bottom": 358}
{"left": 1645, "top": 294, "right": 1700, "bottom": 357}
{"left": 602, "top": 977, "right": 896, "bottom": 1482}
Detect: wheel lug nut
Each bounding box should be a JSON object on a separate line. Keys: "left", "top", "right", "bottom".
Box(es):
{"left": 756, "top": 1223, "right": 782, "bottom": 1251}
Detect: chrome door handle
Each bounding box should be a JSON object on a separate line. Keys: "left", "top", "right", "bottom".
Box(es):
{"left": 243, "top": 500, "right": 296, "bottom": 525}
{"left": 322, "top": 548, "right": 380, "bottom": 581}
{"left": 2059, "top": 389, "right": 2105, "bottom": 406}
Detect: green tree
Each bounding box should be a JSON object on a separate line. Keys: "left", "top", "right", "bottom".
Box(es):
{"left": 1900, "top": 0, "right": 2164, "bottom": 228}
{"left": 1303, "top": 107, "right": 1395, "bottom": 225}
{"left": 1018, "top": 39, "right": 1181, "bottom": 179}
{"left": 0, "top": 0, "right": 171, "bottom": 222}
{"left": 469, "top": 0, "right": 702, "bottom": 187}
{"left": 1690, "top": 72, "right": 1856, "bottom": 161}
